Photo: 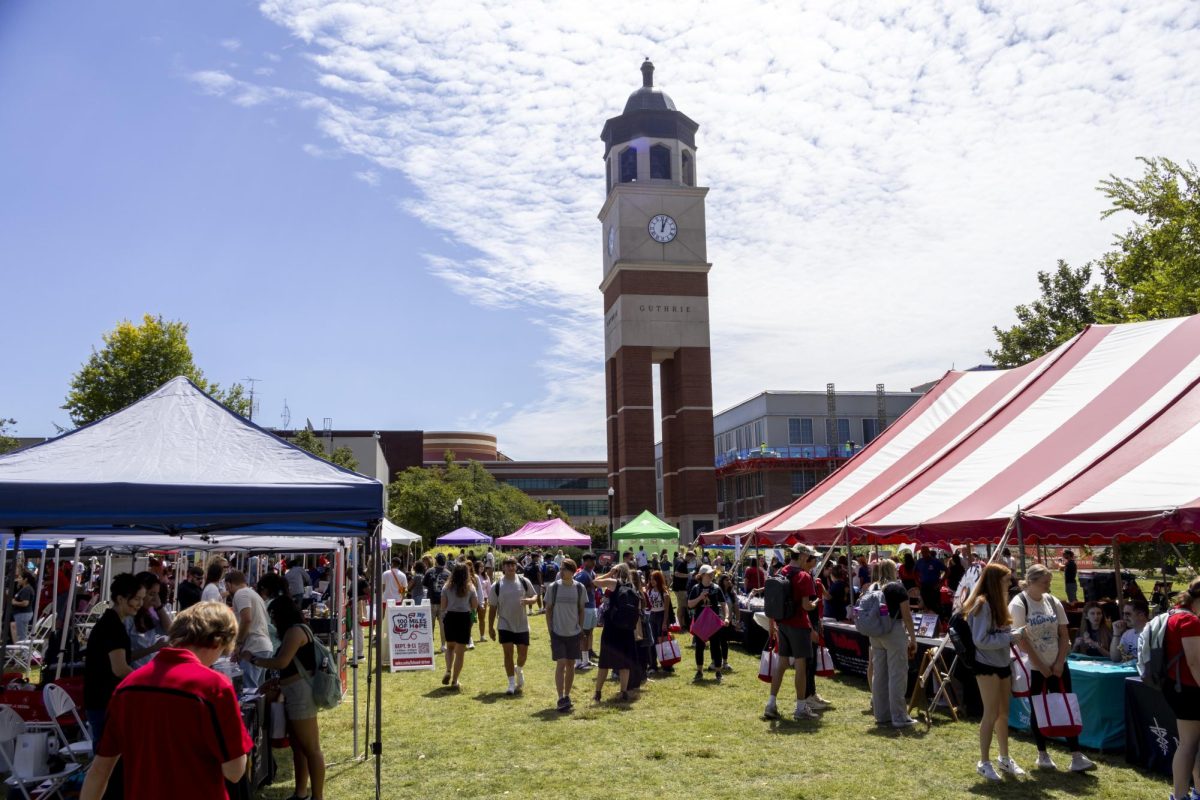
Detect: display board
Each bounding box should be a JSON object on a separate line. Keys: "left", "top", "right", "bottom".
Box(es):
{"left": 386, "top": 600, "right": 435, "bottom": 671}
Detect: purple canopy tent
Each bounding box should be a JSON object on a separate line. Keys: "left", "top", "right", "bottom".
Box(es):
{"left": 436, "top": 526, "right": 492, "bottom": 546}
{"left": 495, "top": 518, "right": 590, "bottom": 548}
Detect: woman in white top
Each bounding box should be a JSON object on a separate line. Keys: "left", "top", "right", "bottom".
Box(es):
{"left": 1009, "top": 564, "right": 1096, "bottom": 773}
{"left": 201, "top": 562, "right": 225, "bottom": 603}
{"left": 476, "top": 561, "right": 492, "bottom": 642}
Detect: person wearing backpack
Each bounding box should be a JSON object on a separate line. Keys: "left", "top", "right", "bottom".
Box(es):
{"left": 545, "top": 559, "right": 587, "bottom": 712}
{"left": 593, "top": 563, "right": 642, "bottom": 702}
{"left": 1163, "top": 578, "right": 1200, "bottom": 800}
{"left": 862, "top": 559, "right": 918, "bottom": 729}
{"left": 489, "top": 557, "right": 538, "bottom": 695}
{"left": 962, "top": 562, "right": 1025, "bottom": 783}
{"left": 252, "top": 595, "right": 326, "bottom": 800}
{"left": 1009, "top": 564, "right": 1095, "bottom": 773}
{"left": 763, "top": 544, "right": 820, "bottom": 721}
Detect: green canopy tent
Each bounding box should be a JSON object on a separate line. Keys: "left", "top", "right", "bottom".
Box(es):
{"left": 613, "top": 511, "right": 679, "bottom": 554}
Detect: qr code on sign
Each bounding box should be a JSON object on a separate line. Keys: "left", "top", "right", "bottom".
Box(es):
{"left": 418, "top": 643, "right": 430, "bottom": 655}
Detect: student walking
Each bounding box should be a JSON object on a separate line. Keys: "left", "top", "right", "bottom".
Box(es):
{"left": 764, "top": 545, "right": 819, "bottom": 721}
{"left": 545, "top": 559, "right": 586, "bottom": 712}
{"left": 439, "top": 563, "right": 478, "bottom": 690}
{"left": 688, "top": 565, "right": 728, "bottom": 685}
{"left": 594, "top": 563, "right": 641, "bottom": 702}
{"left": 488, "top": 558, "right": 536, "bottom": 695}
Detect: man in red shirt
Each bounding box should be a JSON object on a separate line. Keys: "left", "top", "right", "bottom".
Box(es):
{"left": 81, "top": 601, "right": 252, "bottom": 800}
{"left": 764, "top": 544, "right": 819, "bottom": 721}
{"left": 743, "top": 557, "right": 766, "bottom": 592}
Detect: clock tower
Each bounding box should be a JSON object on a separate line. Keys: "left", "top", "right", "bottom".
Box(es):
{"left": 600, "top": 60, "right": 717, "bottom": 540}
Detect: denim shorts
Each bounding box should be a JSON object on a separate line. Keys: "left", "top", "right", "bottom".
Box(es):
{"left": 282, "top": 678, "right": 318, "bottom": 721}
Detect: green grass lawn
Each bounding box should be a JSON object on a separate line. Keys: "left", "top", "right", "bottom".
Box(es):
{"left": 257, "top": 622, "right": 1175, "bottom": 800}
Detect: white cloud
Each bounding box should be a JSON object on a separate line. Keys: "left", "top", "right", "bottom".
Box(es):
{"left": 354, "top": 169, "right": 380, "bottom": 186}
{"left": 220, "top": 38, "right": 242, "bottom": 52}
{"left": 198, "top": 0, "right": 1200, "bottom": 458}
{"left": 254, "top": 66, "right": 276, "bottom": 77}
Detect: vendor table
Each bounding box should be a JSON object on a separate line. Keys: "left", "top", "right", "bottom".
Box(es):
{"left": 226, "top": 694, "right": 274, "bottom": 799}
{"left": 1007, "top": 657, "right": 1136, "bottom": 750}
{"left": 1124, "top": 675, "right": 1177, "bottom": 776}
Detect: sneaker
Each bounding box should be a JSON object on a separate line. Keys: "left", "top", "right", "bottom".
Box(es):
{"left": 722, "top": 664, "right": 734, "bottom": 674}
{"left": 707, "top": 663, "right": 719, "bottom": 671}
{"left": 441, "top": 672, "right": 451, "bottom": 685}
{"left": 505, "top": 686, "right": 516, "bottom": 696}
{"left": 590, "top": 650, "right": 600, "bottom": 661}
{"left": 438, "top": 645, "right": 446, "bottom": 653}
{"left": 576, "top": 662, "right": 593, "bottom": 672}
{"left": 1036, "top": 752, "right": 1058, "bottom": 771}
{"left": 793, "top": 702, "right": 819, "bottom": 721}
{"left": 997, "top": 756, "right": 1026, "bottom": 776}
{"left": 478, "top": 635, "right": 487, "bottom": 642}
{"left": 515, "top": 668, "right": 525, "bottom": 689}
{"left": 1069, "top": 753, "right": 1096, "bottom": 773}
{"left": 806, "top": 696, "right": 833, "bottom": 711}
{"left": 557, "top": 696, "right": 572, "bottom": 713}
{"left": 977, "top": 761, "right": 1001, "bottom": 782}
{"left": 715, "top": 670, "right": 722, "bottom": 684}
{"left": 763, "top": 701, "right": 780, "bottom": 720}
{"left": 892, "top": 717, "right": 917, "bottom": 729}
{"left": 466, "top": 642, "right": 475, "bottom": 650}
{"left": 693, "top": 670, "right": 704, "bottom": 683}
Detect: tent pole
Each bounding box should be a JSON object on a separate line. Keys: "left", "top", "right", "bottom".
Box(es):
{"left": 56, "top": 542, "right": 80, "bottom": 680}
{"left": 1, "top": 530, "right": 21, "bottom": 649}
{"left": 1113, "top": 540, "right": 1123, "bottom": 604}
{"left": 351, "top": 539, "right": 360, "bottom": 760}
{"left": 51, "top": 544, "right": 61, "bottom": 628}
{"left": 31, "top": 547, "right": 47, "bottom": 627}
{"left": 0, "top": 537, "right": 7, "bottom": 649}
{"left": 371, "top": 520, "right": 384, "bottom": 800}
{"left": 1015, "top": 508, "right": 1027, "bottom": 578}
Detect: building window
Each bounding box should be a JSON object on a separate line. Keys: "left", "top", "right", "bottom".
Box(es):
{"left": 649, "top": 144, "right": 671, "bottom": 179}
{"left": 791, "top": 470, "right": 817, "bottom": 496}
{"left": 500, "top": 477, "right": 608, "bottom": 490}
{"left": 619, "top": 147, "right": 637, "bottom": 182}
{"left": 789, "top": 418, "right": 814, "bottom": 445}
{"left": 556, "top": 499, "right": 610, "bottom": 517}
{"left": 754, "top": 471, "right": 763, "bottom": 496}
{"left": 862, "top": 418, "right": 879, "bottom": 444}
{"left": 682, "top": 150, "right": 694, "bottom": 186}
{"left": 755, "top": 420, "right": 764, "bottom": 447}
{"left": 836, "top": 418, "right": 852, "bottom": 445}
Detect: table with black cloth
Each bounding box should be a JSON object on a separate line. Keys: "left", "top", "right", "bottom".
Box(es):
{"left": 226, "top": 694, "right": 274, "bottom": 799}
{"left": 821, "top": 621, "right": 982, "bottom": 717}
{"left": 1124, "top": 675, "right": 1178, "bottom": 775}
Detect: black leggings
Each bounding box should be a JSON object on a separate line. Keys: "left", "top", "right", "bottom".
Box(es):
{"left": 1028, "top": 664, "right": 1079, "bottom": 751}
{"left": 694, "top": 634, "right": 720, "bottom": 668}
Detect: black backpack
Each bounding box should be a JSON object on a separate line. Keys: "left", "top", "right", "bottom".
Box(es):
{"left": 763, "top": 570, "right": 796, "bottom": 621}
{"left": 948, "top": 610, "right": 977, "bottom": 674}
{"left": 606, "top": 584, "right": 641, "bottom": 631}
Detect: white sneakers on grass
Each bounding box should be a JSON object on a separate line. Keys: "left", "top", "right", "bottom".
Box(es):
{"left": 1069, "top": 753, "right": 1096, "bottom": 772}
{"left": 792, "top": 702, "right": 819, "bottom": 721}
{"left": 1036, "top": 751, "right": 1057, "bottom": 770}
{"left": 977, "top": 761, "right": 1001, "bottom": 782}
{"left": 515, "top": 667, "right": 525, "bottom": 690}
{"left": 996, "top": 756, "right": 1025, "bottom": 776}
{"left": 981, "top": 751, "right": 1094, "bottom": 783}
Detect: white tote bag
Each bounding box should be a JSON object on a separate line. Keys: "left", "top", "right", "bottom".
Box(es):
{"left": 759, "top": 641, "right": 777, "bottom": 683}
{"left": 815, "top": 645, "right": 835, "bottom": 677}
{"left": 1010, "top": 645, "right": 1033, "bottom": 697}
{"left": 1032, "top": 690, "right": 1084, "bottom": 738}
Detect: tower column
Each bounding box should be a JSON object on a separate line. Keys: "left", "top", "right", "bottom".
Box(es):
{"left": 607, "top": 346, "right": 656, "bottom": 522}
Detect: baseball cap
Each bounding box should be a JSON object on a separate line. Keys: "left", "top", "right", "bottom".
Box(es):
{"left": 697, "top": 564, "right": 715, "bottom": 576}
{"left": 790, "top": 544, "right": 819, "bottom": 558}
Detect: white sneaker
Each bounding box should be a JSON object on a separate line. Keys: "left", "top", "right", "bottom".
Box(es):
{"left": 763, "top": 701, "right": 780, "bottom": 720}
{"left": 806, "top": 695, "right": 833, "bottom": 710}
{"left": 997, "top": 756, "right": 1026, "bottom": 776}
{"left": 793, "top": 702, "right": 819, "bottom": 721}
{"left": 1035, "top": 752, "right": 1057, "bottom": 771}
{"left": 466, "top": 641, "right": 475, "bottom": 650}
{"left": 505, "top": 685, "right": 515, "bottom": 695}
{"left": 977, "top": 761, "right": 1001, "bottom": 782}
{"left": 1069, "top": 753, "right": 1096, "bottom": 772}
{"left": 515, "top": 668, "right": 525, "bottom": 689}
{"left": 892, "top": 717, "right": 917, "bottom": 729}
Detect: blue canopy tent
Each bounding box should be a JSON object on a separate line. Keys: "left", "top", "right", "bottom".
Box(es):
{"left": 0, "top": 377, "right": 389, "bottom": 798}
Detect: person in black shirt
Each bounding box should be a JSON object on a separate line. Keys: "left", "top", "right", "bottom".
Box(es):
{"left": 866, "top": 560, "right": 917, "bottom": 729}
{"left": 84, "top": 573, "right": 145, "bottom": 743}
{"left": 686, "top": 565, "right": 728, "bottom": 683}
{"left": 424, "top": 555, "right": 451, "bottom": 652}
{"left": 1061, "top": 550, "right": 1079, "bottom": 604}
{"left": 176, "top": 565, "right": 204, "bottom": 610}
{"left": 672, "top": 555, "right": 690, "bottom": 629}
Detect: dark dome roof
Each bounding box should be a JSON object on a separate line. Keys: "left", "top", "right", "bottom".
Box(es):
{"left": 623, "top": 86, "right": 676, "bottom": 114}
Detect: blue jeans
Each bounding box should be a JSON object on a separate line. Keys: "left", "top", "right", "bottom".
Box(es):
{"left": 239, "top": 651, "right": 271, "bottom": 691}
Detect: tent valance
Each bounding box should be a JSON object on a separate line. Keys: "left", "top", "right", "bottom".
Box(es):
{"left": 613, "top": 510, "right": 679, "bottom": 540}
{"left": 436, "top": 527, "right": 492, "bottom": 546}
{"left": 495, "top": 518, "right": 590, "bottom": 548}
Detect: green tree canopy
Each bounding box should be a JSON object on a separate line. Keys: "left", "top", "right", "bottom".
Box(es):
{"left": 63, "top": 314, "right": 250, "bottom": 425}
{"left": 990, "top": 157, "right": 1200, "bottom": 367}
{"left": 289, "top": 427, "right": 360, "bottom": 472}
{"left": 0, "top": 418, "right": 19, "bottom": 455}
{"left": 388, "top": 458, "right": 565, "bottom": 545}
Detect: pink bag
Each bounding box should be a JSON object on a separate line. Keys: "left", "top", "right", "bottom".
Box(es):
{"left": 689, "top": 607, "right": 723, "bottom": 643}
{"left": 815, "top": 645, "right": 835, "bottom": 677}
{"left": 759, "top": 638, "right": 777, "bottom": 683}
{"left": 655, "top": 636, "right": 682, "bottom": 666}
{"left": 1033, "top": 690, "right": 1083, "bottom": 738}
{"left": 1010, "top": 646, "right": 1033, "bottom": 697}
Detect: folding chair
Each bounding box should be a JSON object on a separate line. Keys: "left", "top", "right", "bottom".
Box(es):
{"left": 0, "top": 705, "right": 81, "bottom": 800}
{"left": 41, "top": 685, "right": 91, "bottom": 763}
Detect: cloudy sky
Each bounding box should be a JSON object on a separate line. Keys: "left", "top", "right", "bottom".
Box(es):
{"left": 2, "top": 1, "right": 1197, "bottom": 459}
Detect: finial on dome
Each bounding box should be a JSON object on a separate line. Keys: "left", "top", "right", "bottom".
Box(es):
{"left": 641, "top": 59, "right": 654, "bottom": 88}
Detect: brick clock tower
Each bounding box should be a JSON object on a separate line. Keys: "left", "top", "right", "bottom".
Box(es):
{"left": 600, "top": 60, "right": 717, "bottom": 541}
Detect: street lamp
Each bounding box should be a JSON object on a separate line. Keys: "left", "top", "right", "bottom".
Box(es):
{"left": 607, "top": 486, "right": 616, "bottom": 549}
{"left": 453, "top": 497, "right": 463, "bottom": 529}
{"left": 546, "top": 507, "right": 553, "bottom": 519}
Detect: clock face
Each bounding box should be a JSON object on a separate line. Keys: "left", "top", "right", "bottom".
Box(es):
{"left": 648, "top": 214, "right": 677, "bottom": 244}
{"left": 607, "top": 226, "right": 616, "bottom": 256}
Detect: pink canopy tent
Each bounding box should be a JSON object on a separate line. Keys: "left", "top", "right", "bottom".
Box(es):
{"left": 495, "top": 518, "right": 591, "bottom": 548}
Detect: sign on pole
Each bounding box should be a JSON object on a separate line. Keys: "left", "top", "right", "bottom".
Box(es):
{"left": 386, "top": 600, "right": 435, "bottom": 671}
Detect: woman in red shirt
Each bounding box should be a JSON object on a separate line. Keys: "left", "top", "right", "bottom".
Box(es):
{"left": 1165, "top": 577, "right": 1200, "bottom": 800}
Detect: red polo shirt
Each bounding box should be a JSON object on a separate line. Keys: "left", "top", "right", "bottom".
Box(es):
{"left": 97, "top": 648, "right": 253, "bottom": 800}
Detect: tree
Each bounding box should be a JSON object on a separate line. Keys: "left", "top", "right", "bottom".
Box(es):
{"left": 988, "top": 261, "right": 1097, "bottom": 367}
{"left": 388, "top": 460, "right": 566, "bottom": 546}
{"left": 0, "top": 418, "right": 19, "bottom": 455}
{"left": 63, "top": 314, "right": 251, "bottom": 425}
{"left": 990, "top": 158, "right": 1200, "bottom": 366}
{"left": 288, "top": 428, "right": 360, "bottom": 472}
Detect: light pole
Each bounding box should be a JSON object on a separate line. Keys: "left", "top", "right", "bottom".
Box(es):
{"left": 546, "top": 507, "right": 553, "bottom": 519}
{"left": 453, "top": 497, "right": 463, "bottom": 529}
{"left": 607, "top": 486, "right": 615, "bottom": 550}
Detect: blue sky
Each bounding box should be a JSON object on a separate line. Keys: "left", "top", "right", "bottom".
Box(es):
{"left": 2, "top": 2, "right": 1197, "bottom": 459}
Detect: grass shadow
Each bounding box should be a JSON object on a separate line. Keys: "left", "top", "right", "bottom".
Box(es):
{"left": 864, "top": 724, "right": 930, "bottom": 740}
{"left": 761, "top": 718, "right": 822, "bottom": 735}
{"left": 421, "top": 686, "right": 461, "bottom": 698}
{"left": 472, "top": 690, "right": 516, "bottom": 704}
{"left": 529, "top": 707, "right": 573, "bottom": 721}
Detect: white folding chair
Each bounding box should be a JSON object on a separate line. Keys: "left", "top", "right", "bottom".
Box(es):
{"left": 0, "top": 705, "right": 81, "bottom": 800}
{"left": 41, "top": 685, "right": 91, "bottom": 764}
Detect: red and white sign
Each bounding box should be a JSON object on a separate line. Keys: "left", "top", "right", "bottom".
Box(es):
{"left": 386, "top": 601, "right": 434, "bottom": 672}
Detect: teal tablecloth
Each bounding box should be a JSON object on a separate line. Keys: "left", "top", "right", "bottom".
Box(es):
{"left": 1008, "top": 657, "right": 1138, "bottom": 750}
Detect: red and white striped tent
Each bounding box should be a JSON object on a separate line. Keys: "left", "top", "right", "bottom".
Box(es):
{"left": 750, "top": 316, "right": 1200, "bottom": 547}
{"left": 696, "top": 508, "right": 788, "bottom": 546}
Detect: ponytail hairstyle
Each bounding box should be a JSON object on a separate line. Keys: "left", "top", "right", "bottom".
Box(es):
{"left": 1177, "top": 577, "right": 1200, "bottom": 610}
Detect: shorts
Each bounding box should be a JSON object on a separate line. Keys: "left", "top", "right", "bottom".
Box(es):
{"left": 777, "top": 625, "right": 812, "bottom": 660}
{"left": 550, "top": 632, "right": 582, "bottom": 662}
{"left": 498, "top": 629, "right": 530, "bottom": 647}
{"left": 582, "top": 608, "right": 597, "bottom": 631}
{"left": 443, "top": 611, "right": 473, "bottom": 645}
{"left": 1165, "top": 683, "right": 1200, "bottom": 721}
{"left": 282, "top": 678, "right": 318, "bottom": 721}
{"left": 972, "top": 661, "right": 1012, "bottom": 679}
